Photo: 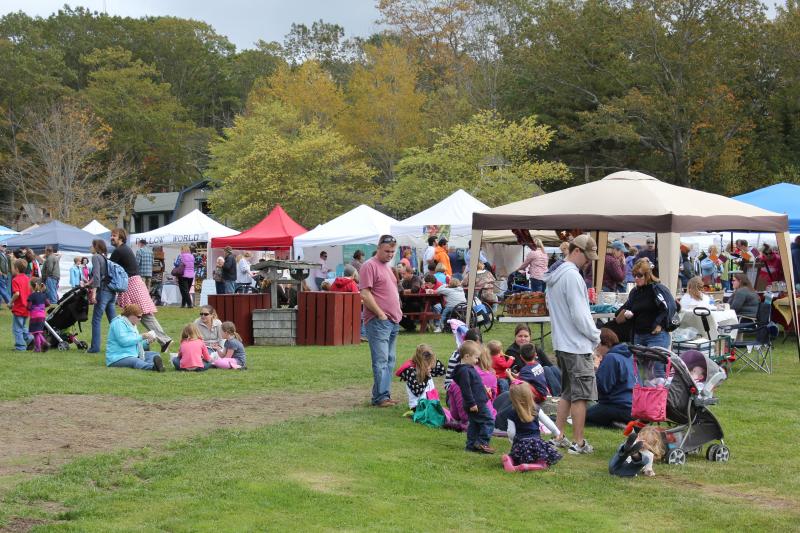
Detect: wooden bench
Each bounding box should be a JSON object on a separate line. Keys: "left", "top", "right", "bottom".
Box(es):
{"left": 400, "top": 293, "right": 443, "bottom": 333}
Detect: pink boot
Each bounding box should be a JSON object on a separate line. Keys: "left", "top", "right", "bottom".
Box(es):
{"left": 502, "top": 455, "right": 516, "bottom": 472}
{"left": 515, "top": 460, "right": 548, "bottom": 472}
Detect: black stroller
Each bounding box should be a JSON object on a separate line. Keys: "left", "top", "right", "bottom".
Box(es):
{"left": 45, "top": 286, "right": 90, "bottom": 351}
{"left": 630, "top": 345, "right": 730, "bottom": 465}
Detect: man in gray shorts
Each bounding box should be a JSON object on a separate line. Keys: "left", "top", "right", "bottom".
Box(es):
{"left": 542, "top": 234, "right": 601, "bottom": 454}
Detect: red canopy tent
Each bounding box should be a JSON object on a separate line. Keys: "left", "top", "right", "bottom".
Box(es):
{"left": 210, "top": 205, "right": 307, "bottom": 251}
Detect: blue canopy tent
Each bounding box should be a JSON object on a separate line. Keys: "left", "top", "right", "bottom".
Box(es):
{"left": 0, "top": 225, "right": 20, "bottom": 243}
{"left": 734, "top": 183, "right": 800, "bottom": 233}
{"left": 3, "top": 220, "right": 99, "bottom": 252}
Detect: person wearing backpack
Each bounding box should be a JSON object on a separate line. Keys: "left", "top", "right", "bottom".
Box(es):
{"left": 87, "top": 239, "right": 117, "bottom": 353}
{"left": 110, "top": 228, "right": 173, "bottom": 353}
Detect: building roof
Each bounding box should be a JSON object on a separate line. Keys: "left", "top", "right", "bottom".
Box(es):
{"left": 133, "top": 192, "right": 180, "bottom": 213}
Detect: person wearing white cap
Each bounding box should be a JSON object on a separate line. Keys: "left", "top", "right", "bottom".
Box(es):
{"left": 542, "top": 234, "right": 601, "bottom": 455}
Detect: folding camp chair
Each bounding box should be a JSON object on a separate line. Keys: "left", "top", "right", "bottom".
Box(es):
{"left": 720, "top": 302, "right": 778, "bottom": 374}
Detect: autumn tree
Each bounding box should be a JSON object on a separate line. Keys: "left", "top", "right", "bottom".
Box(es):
{"left": 384, "top": 110, "right": 569, "bottom": 217}
{"left": 81, "top": 47, "right": 211, "bottom": 190}
{"left": 3, "top": 100, "right": 135, "bottom": 225}
{"left": 339, "top": 44, "right": 426, "bottom": 183}
{"left": 207, "top": 100, "right": 376, "bottom": 228}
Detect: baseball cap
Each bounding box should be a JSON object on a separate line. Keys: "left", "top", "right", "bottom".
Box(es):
{"left": 610, "top": 240, "right": 626, "bottom": 252}
{"left": 438, "top": 237, "right": 448, "bottom": 245}
{"left": 572, "top": 234, "right": 599, "bottom": 260}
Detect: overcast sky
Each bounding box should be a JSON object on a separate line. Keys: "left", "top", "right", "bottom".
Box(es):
{"left": 1, "top": 1, "right": 383, "bottom": 50}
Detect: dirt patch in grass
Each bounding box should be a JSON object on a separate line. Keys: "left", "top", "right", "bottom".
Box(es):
{"left": 661, "top": 474, "right": 799, "bottom": 512}
{"left": 288, "top": 471, "right": 354, "bottom": 495}
{"left": 0, "top": 386, "right": 367, "bottom": 479}
{"left": 0, "top": 517, "right": 51, "bottom": 532}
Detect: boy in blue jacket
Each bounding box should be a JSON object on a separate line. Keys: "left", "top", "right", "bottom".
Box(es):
{"left": 452, "top": 340, "right": 495, "bottom": 454}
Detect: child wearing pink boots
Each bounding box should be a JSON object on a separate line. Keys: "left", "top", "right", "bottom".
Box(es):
{"left": 502, "top": 383, "right": 562, "bottom": 472}
{"left": 211, "top": 321, "right": 247, "bottom": 369}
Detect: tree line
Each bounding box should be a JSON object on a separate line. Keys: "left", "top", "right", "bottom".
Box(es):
{"left": 1, "top": 1, "right": 798, "bottom": 228}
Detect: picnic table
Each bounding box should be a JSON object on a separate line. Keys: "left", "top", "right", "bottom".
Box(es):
{"left": 400, "top": 292, "right": 443, "bottom": 333}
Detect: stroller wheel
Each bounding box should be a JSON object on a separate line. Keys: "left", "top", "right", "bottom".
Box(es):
{"left": 76, "top": 341, "right": 88, "bottom": 350}
{"left": 667, "top": 448, "right": 686, "bottom": 465}
{"left": 706, "top": 444, "right": 719, "bottom": 461}
{"left": 57, "top": 341, "right": 70, "bottom": 351}
{"left": 712, "top": 445, "right": 730, "bottom": 463}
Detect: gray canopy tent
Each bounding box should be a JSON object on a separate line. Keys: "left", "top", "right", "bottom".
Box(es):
{"left": 465, "top": 171, "right": 799, "bottom": 358}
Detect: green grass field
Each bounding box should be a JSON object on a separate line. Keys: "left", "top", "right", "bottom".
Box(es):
{"left": 1, "top": 306, "right": 799, "bottom": 532}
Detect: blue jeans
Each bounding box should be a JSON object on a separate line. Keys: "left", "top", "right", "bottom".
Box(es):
{"left": 45, "top": 277, "right": 59, "bottom": 303}
{"left": 90, "top": 288, "right": 117, "bottom": 352}
{"left": 0, "top": 275, "right": 10, "bottom": 304}
{"left": 224, "top": 280, "right": 236, "bottom": 294}
{"left": 633, "top": 331, "right": 671, "bottom": 378}
{"left": 365, "top": 318, "right": 400, "bottom": 404}
{"left": 12, "top": 315, "right": 33, "bottom": 350}
{"left": 171, "top": 356, "right": 212, "bottom": 371}
{"left": 110, "top": 352, "right": 160, "bottom": 370}
{"left": 529, "top": 278, "right": 544, "bottom": 292}
{"left": 466, "top": 403, "right": 494, "bottom": 449}
{"left": 433, "top": 303, "right": 455, "bottom": 329}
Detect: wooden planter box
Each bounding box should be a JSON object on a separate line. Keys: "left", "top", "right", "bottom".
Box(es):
{"left": 207, "top": 293, "right": 271, "bottom": 346}
{"left": 297, "top": 291, "right": 361, "bottom": 346}
{"left": 253, "top": 309, "right": 297, "bottom": 346}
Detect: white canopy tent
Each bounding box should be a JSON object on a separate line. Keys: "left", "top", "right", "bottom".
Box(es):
{"left": 82, "top": 220, "right": 110, "bottom": 235}
{"left": 390, "top": 189, "right": 489, "bottom": 250}
{"left": 130, "top": 209, "right": 238, "bottom": 246}
{"left": 294, "top": 204, "right": 398, "bottom": 253}
{"left": 465, "top": 171, "right": 800, "bottom": 357}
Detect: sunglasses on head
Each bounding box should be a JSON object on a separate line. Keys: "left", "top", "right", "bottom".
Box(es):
{"left": 379, "top": 236, "right": 397, "bottom": 245}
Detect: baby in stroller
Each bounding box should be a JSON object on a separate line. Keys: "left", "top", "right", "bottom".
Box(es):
{"left": 622, "top": 345, "right": 730, "bottom": 467}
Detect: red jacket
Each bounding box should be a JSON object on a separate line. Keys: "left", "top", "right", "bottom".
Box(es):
{"left": 491, "top": 353, "right": 515, "bottom": 379}
{"left": 330, "top": 277, "right": 359, "bottom": 293}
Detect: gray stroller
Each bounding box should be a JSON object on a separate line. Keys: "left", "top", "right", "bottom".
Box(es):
{"left": 630, "top": 345, "right": 730, "bottom": 465}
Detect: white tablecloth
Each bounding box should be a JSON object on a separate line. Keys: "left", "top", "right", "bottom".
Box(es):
{"left": 160, "top": 284, "right": 181, "bottom": 306}
{"left": 679, "top": 308, "right": 739, "bottom": 331}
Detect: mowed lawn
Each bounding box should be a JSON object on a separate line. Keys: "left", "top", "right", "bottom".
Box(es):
{"left": 1, "top": 306, "right": 799, "bottom": 531}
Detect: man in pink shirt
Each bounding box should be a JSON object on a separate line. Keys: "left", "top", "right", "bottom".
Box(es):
{"left": 359, "top": 234, "right": 403, "bottom": 407}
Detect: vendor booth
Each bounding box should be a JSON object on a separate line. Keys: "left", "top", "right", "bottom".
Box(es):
{"left": 130, "top": 209, "right": 238, "bottom": 306}
{"left": 210, "top": 204, "right": 306, "bottom": 253}
{"left": 390, "top": 189, "right": 524, "bottom": 276}
{"left": 294, "top": 204, "right": 397, "bottom": 287}
{"left": 465, "top": 171, "right": 800, "bottom": 359}
{"left": 4, "top": 221, "right": 102, "bottom": 297}
{"left": 734, "top": 183, "right": 800, "bottom": 233}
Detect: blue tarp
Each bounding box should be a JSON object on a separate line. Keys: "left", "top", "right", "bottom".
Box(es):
{"left": 3, "top": 220, "right": 99, "bottom": 252}
{"left": 734, "top": 183, "right": 800, "bottom": 233}
{"left": 0, "top": 225, "right": 20, "bottom": 243}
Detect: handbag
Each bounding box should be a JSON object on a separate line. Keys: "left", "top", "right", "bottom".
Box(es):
{"left": 171, "top": 260, "right": 185, "bottom": 277}
{"left": 630, "top": 358, "right": 671, "bottom": 422}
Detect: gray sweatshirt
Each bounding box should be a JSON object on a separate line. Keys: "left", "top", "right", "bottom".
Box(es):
{"left": 542, "top": 260, "right": 600, "bottom": 354}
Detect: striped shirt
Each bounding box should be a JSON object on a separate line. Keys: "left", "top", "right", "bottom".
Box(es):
{"left": 443, "top": 349, "right": 461, "bottom": 390}
{"left": 136, "top": 246, "right": 154, "bottom": 277}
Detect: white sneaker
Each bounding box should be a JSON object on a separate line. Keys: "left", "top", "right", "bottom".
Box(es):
{"left": 433, "top": 326, "right": 442, "bottom": 333}
{"left": 568, "top": 439, "right": 594, "bottom": 455}
{"left": 551, "top": 435, "right": 572, "bottom": 448}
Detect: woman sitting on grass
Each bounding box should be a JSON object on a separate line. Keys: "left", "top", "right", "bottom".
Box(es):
{"left": 194, "top": 305, "right": 222, "bottom": 354}
{"left": 171, "top": 323, "right": 213, "bottom": 372}
{"left": 106, "top": 304, "right": 164, "bottom": 372}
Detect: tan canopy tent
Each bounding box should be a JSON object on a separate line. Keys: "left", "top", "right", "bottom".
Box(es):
{"left": 465, "top": 171, "right": 799, "bottom": 358}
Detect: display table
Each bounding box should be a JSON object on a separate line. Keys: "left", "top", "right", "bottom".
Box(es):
{"left": 208, "top": 293, "right": 271, "bottom": 346}
{"left": 679, "top": 307, "right": 739, "bottom": 328}
{"left": 160, "top": 283, "right": 181, "bottom": 306}
{"left": 296, "top": 291, "right": 361, "bottom": 345}
{"left": 499, "top": 313, "right": 616, "bottom": 345}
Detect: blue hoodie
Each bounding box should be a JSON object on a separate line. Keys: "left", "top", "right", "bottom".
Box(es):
{"left": 596, "top": 343, "right": 635, "bottom": 408}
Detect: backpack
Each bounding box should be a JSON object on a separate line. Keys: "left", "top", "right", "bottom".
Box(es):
{"left": 653, "top": 283, "right": 680, "bottom": 332}
{"left": 102, "top": 256, "right": 129, "bottom": 293}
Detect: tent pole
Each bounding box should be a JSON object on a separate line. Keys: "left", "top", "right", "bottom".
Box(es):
{"left": 595, "top": 231, "right": 609, "bottom": 294}
{"left": 774, "top": 232, "right": 800, "bottom": 360}
{"left": 465, "top": 229, "right": 483, "bottom": 325}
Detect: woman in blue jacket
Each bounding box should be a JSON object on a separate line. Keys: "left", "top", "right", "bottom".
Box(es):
{"left": 586, "top": 329, "right": 635, "bottom": 427}
{"left": 106, "top": 304, "right": 164, "bottom": 372}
